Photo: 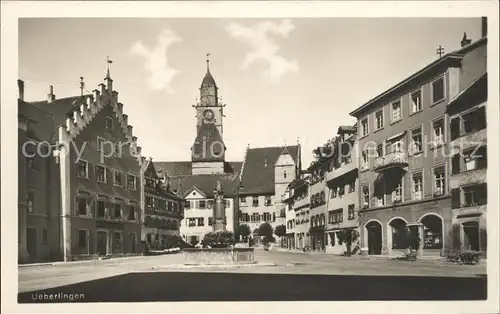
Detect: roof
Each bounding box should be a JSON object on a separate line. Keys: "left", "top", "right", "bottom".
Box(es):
{"left": 350, "top": 37, "right": 487, "bottom": 118}
{"left": 239, "top": 145, "right": 300, "bottom": 195}
{"left": 28, "top": 95, "right": 91, "bottom": 141}
{"left": 168, "top": 173, "right": 240, "bottom": 198}
{"left": 18, "top": 99, "right": 56, "bottom": 142}
{"left": 337, "top": 125, "right": 357, "bottom": 134}
{"left": 154, "top": 161, "right": 243, "bottom": 177}
{"left": 192, "top": 123, "right": 225, "bottom": 162}
{"left": 201, "top": 68, "right": 217, "bottom": 88}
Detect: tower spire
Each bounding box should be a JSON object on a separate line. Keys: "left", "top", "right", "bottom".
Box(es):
{"left": 105, "top": 56, "right": 113, "bottom": 79}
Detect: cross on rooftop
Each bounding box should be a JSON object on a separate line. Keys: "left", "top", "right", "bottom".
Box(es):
{"left": 436, "top": 45, "right": 445, "bottom": 58}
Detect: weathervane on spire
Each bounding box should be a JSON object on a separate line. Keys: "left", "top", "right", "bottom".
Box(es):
{"left": 105, "top": 56, "right": 113, "bottom": 78}
{"left": 206, "top": 53, "right": 211, "bottom": 70}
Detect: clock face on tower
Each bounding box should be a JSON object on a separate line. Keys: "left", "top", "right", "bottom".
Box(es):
{"left": 202, "top": 109, "right": 215, "bottom": 123}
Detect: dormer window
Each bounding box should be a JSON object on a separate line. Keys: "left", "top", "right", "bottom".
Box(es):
{"left": 284, "top": 170, "right": 287, "bottom": 179}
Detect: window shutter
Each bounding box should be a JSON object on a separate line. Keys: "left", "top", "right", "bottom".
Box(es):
{"left": 451, "top": 188, "right": 461, "bottom": 209}
{"left": 87, "top": 163, "right": 93, "bottom": 180}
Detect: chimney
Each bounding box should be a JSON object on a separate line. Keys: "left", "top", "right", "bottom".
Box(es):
{"left": 461, "top": 32, "right": 472, "bottom": 47}
{"left": 47, "top": 85, "right": 56, "bottom": 103}
{"left": 18, "top": 79, "right": 24, "bottom": 101}
{"left": 481, "top": 17, "right": 487, "bottom": 37}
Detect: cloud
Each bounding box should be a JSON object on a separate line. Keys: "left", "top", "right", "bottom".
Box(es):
{"left": 130, "top": 29, "right": 181, "bottom": 93}
{"left": 226, "top": 19, "right": 298, "bottom": 83}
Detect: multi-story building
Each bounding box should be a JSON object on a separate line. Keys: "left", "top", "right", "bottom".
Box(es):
{"left": 238, "top": 145, "right": 301, "bottom": 239}
{"left": 282, "top": 175, "right": 310, "bottom": 250}
{"left": 155, "top": 61, "right": 241, "bottom": 245}
{"left": 19, "top": 69, "right": 144, "bottom": 262}
{"left": 349, "top": 27, "right": 487, "bottom": 256}
{"left": 306, "top": 149, "right": 329, "bottom": 251}
{"left": 324, "top": 125, "right": 360, "bottom": 255}
{"left": 141, "top": 158, "right": 184, "bottom": 247}
{"left": 18, "top": 82, "right": 58, "bottom": 263}
{"left": 448, "top": 73, "right": 487, "bottom": 253}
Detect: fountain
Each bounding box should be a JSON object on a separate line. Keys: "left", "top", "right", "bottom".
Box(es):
{"left": 182, "top": 181, "right": 255, "bottom": 265}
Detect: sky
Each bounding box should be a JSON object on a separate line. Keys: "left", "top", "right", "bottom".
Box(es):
{"left": 19, "top": 18, "right": 483, "bottom": 167}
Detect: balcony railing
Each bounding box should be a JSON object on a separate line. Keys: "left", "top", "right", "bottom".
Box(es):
{"left": 373, "top": 151, "right": 408, "bottom": 172}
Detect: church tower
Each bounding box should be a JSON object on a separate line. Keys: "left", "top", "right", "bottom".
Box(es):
{"left": 191, "top": 55, "right": 226, "bottom": 175}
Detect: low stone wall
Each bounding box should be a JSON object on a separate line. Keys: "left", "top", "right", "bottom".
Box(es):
{"left": 182, "top": 248, "right": 255, "bottom": 265}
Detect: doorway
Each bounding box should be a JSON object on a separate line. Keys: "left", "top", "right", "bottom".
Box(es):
{"left": 97, "top": 231, "right": 108, "bottom": 256}
{"left": 366, "top": 221, "right": 382, "bottom": 255}
{"left": 463, "top": 221, "right": 479, "bottom": 251}
{"left": 27, "top": 228, "right": 37, "bottom": 261}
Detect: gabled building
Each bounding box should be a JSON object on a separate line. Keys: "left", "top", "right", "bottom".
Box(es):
{"left": 141, "top": 158, "right": 184, "bottom": 248}
{"left": 282, "top": 175, "right": 310, "bottom": 250}
{"left": 349, "top": 22, "right": 487, "bottom": 257}
{"left": 19, "top": 69, "right": 144, "bottom": 262}
{"left": 238, "top": 145, "right": 301, "bottom": 239}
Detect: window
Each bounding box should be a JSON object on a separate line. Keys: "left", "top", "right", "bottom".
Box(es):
{"left": 393, "top": 179, "right": 403, "bottom": 203}
{"left": 96, "top": 165, "right": 106, "bottom": 183}
{"left": 361, "top": 118, "right": 369, "bottom": 136}
{"left": 432, "top": 118, "right": 444, "bottom": 146}
{"left": 184, "top": 200, "right": 191, "bottom": 209}
{"left": 263, "top": 213, "right": 271, "bottom": 221}
{"left": 77, "top": 160, "right": 89, "bottom": 178}
{"left": 188, "top": 218, "right": 196, "bottom": 227}
{"left": 197, "top": 218, "right": 204, "bottom": 226}
{"left": 251, "top": 213, "right": 260, "bottom": 222}
{"left": 463, "top": 183, "right": 487, "bottom": 206}
{"left": 464, "top": 146, "right": 487, "bottom": 171}
{"left": 76, "top": 197, "right": 91, "bottom": 216}
{"left": 252, "top": 196, "right": 259, "bottom": 207}
{"left": 105, "top": 116, "right": 113, "bottom": 130}
{"left": 411, "top": 89, "right": 422, "bottom": 113}
{"left": 199, "top": 200, "right": 206, "bottom": 209}
{"left": 376, "top": 143, "right": 384, "bottom": 157}
{"left": 114, "top": 143, "right": 122, "bottom": 158}
{"left": 27, "top": 192, "right": 35, "bottom": 213}
{"left": 361, "top": 150, "right": 369, "bottom": 170}
{"left": 391, "top": 140, "right": 403, "bottom": 153}
{"left": 226, "top": 199, "right": 231, "bottom": 208}
{"left": 264, "top": 196, "right": 272, "bottom": 206}
{"left": 348, "top": 180, "right": 356, "bottom": 193}
{"left": 412, "top": 172, "right": 423, "bottom": 200}
{"left": 433, "top": 166, "right": 445, "bottom": 196}
{"left": 97, "top": 200, "right": 106, "bottom": 218}
{"left": 114, "top": 203, "right": 122, "bottom": 219}
{"left": 127, "top": 174, "right": 136, "bottom": 190}
{"left": 240, "top": 196, "right": 247, "bottom": 205}
{"left": 463, "top": 107, "right": 486, "bottom": 134}
{"left": 128, "top": 206, "right": 135, "bottom": 221}
{"left": 207, "top": 200, "right": 214, "bottom": 209}
{"left": 431, "top": 76, "right": 445, "bottom": 104}
{"left": 375, "top": 194, "right": 385, "bottom": 207}
{"left": 78, "top": 230, "right": 88, "bottom": 249}
{"left": 113, "top": 170, "right": 122, "bottom": 186}
{"left": 97, "top": 137, "right": 105, "bottom": 152}
{"left": 375, "top": 109, "right": 384, "bottom": 130}
{"left": 42, "top": 229, "right": 48, "bottom": 244}
{"left": 411, "top": 127, "right": 423, "bottom": 154}
{"left": 362, "top": 186, "right": 369, "bottom": 208}
{"left": 208, "top": 217, "right": 214, "bottom": 226}
{"left": 284, "top": 170, "right": 287, "bottom": 179}
{"left": 348, "top": 205, "right": 355, "bottom": 220}
{"left": 330, "top": 187, "right": 337, "bottom": 199}
{"left": 391, "top": 100, "right": 402, "bottom": 122}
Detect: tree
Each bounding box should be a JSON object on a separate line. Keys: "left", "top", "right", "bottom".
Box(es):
{"left": 274, "top": 224, "right": 286, "bottom": 248}
{"left": 202, "top": 231, "right": 235, "bottom": 248}
{"left": 337, "top": 229, "right": 360, "bottom": 256}
{"left": 235, "top": 224, "right": 251, "bottom": 243}
{"left": 258, "top": 222, "right": 275, "bottom": 245}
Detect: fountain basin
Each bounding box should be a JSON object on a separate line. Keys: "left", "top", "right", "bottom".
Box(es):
{"left": 182, "top": 248, "right": 255, "bottom": 265}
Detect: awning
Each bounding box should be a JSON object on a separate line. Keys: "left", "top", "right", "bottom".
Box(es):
{"left": 386, "top": 131, "right": 406, "bottom": 142}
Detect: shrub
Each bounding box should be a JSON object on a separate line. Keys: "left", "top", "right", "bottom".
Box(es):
{"left": 236, "top": 224, "right": 251, "bottom": 242}
{"left": 202, "top": 231, "right": 236, "bottom": 248}
{"left": 258, "top": 222, "right": 274, "bottom": 239}
{"left": 337, "top": 229, "right": 360, "bottom": 256}
{"left": 459, "top": 251, "right": 481, "bottom": 265}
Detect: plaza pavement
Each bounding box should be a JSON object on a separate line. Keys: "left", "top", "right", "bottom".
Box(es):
{"left": 19, "top": 250, "right": 486, "bottom": 295}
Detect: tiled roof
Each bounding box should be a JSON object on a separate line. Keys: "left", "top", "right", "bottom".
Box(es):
{"left": 168, "top": 173, "right": 240, "bottom": 198}
{"left": 18, "top": 100, "right": 55, "bottom": 142}
{"left": 154, "top": 161, "right": 243, "bottom": 177}
{"left": 337, "top": 125, "right": 357, "bottom": 134}
{"left": 239, "top": 145, "right": 300, "bottom": 196}
{"left": 28, "top": 95, "right": 91, "bottom": 141}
